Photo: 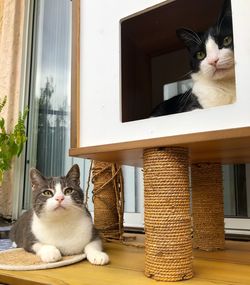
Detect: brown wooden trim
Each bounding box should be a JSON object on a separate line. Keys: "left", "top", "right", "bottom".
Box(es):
{"left": 71, "top": 0, "right": 80, "bottom": 148}
{"left": 69, "top": 127, "right": 250, "bottom": 166}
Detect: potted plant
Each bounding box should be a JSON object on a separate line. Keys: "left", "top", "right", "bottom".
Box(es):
{"left": 0, "top": 96, "right": 28, "bottom": 184}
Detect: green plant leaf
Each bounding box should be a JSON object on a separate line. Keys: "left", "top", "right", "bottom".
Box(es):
{"left": 0, "top": 97, "right": 28, "bottom": 182}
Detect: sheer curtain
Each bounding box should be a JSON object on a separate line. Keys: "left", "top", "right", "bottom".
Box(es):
{"left": 23, "top": 0, "right": 75, "bottom": 210}
{"left": 32, "top": 0, "right": 72, "bottom": 176}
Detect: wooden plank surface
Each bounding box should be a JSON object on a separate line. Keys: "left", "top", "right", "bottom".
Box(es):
{"left": 69, "top": 127, "right": 250, "bottom": 167}
{"left": 0, "top": 239, "right": 250, "bottom": 285}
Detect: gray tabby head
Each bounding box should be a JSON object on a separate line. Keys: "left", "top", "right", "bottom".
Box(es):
{"left": 30, "top": 164, "right": 84, "bottom": 218}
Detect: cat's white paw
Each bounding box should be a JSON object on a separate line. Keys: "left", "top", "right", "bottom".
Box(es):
{"left": 87, "top": 250, "right": 109, "bottom": 265}
{"left": 37, "top": 245, "right": 62, "bottom": 263}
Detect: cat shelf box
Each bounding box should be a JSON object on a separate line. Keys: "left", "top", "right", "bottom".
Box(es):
{"left": 70, "top": 0, "right": 250, "bottom": 166}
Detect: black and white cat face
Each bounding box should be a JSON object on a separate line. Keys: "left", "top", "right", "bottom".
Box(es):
{"left": 177, "top": 0, "right": 234, "bottom": 81}
{"left": 30, "top": 164, "right": 84, "bottom": 218}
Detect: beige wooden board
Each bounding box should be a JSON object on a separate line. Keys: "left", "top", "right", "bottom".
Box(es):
{"left": 0, "top": 239, "right": 250, "bottom": 285}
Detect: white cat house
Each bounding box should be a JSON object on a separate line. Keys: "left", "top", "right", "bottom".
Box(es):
{"left": 70, "top": 0, "right": 250, "bottom": 281}
{"left": 70, "top": 0, "right": 250, "bottom": 166}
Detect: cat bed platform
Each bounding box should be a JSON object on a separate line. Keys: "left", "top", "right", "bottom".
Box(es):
{"left": 0, "top": 248, "right": 86, "bottom": 271}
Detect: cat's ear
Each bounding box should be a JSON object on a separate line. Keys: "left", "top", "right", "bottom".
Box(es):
{"left": 30, "top": 168, "right": 46, "bottom": 190}
{"left": 66, "top": 164, "right": 80, "bottom": 186}
{"left": 176, "top": 28, "right": 201, "bottom": 49}
{"left": 216, "top": 0, "right": 233, "bottom": 32}
{"left": 217, "top": 0, "right": 232, "bottom": 27}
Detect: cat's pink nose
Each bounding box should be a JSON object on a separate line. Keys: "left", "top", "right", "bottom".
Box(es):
{"left": 208, "top": 57, "right": 219, "bottom": 67}
{"left": 55, "top": 195, "right": 65, "bottom": 203}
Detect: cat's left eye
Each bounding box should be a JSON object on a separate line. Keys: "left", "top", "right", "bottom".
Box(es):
{"left": 223, "top": 35, "right": 233, "bottom": 47}
{"left": 64, "top": 188, "right": 74, "bottom": 195}
{"left": 42, "top": 190, "right": 53, "bottom": 197}
{"left": 196, "top": 51, "right": 206, "bottom": 60}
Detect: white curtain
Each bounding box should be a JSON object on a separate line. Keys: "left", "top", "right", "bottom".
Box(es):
{"left": 0, "top": 0, "right": 25, "bottom": 219}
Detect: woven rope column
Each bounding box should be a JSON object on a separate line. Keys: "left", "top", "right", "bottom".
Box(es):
{"left": 143, "top": 147, "right": 193, "bottom": 281}
{"left": 91, "top": 161, "right": 124, "bottom": 241}
{"left": 191, "top": 163, "right": 225, "bottom": 251}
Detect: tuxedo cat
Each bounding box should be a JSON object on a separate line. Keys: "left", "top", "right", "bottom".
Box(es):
{"left": 151, "top": 0, "right": 235, "bottom": 116}
{"left": 10, "top": 164, "right": 109, "bottom": 265}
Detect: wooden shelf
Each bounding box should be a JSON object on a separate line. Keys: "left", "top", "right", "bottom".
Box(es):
{"left": 69, "top": 127, "right": 250, "bottom": 167}
{"left": 1, "top": 238, "right": 250, "bottom": 285}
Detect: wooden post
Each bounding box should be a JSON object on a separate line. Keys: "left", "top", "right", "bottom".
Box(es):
{"left": 191, "top": 163, "right": 225, "bottom": 251}
{"left": 92, "top": 161, "right": 124, "bottom": 241}
{"left": 143, "top": 147, "right": 193, "bottom": 281}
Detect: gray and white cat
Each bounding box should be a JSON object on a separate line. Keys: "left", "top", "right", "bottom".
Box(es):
{"left": 10, "top": 164, "right": 109, "bottom": 265}
{"left": 151, "top": 0, "right": 235, "bottom": 116}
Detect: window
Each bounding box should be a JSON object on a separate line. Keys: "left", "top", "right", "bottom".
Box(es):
{"left": 22, "top": 0, "right": 76, "bottom": 211}
{"left": 224, "top": 164, "right": 250, "bottom": 236}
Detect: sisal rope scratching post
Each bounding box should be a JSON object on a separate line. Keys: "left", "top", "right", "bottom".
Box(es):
{"left": 191, "top": 163, "right": 225, "bottom": 251}
{"left": 91, "top": 161, "right": 124, "bottom": 241}
{"left": 143, "top": 147, "right": 193, "bottom": 281}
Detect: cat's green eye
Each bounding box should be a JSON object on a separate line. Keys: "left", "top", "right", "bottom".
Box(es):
{"left": 196, "top": 51, "right": 206, "bottom": 60}
{"left": 42, "top": 190, "right": 53, "bottom": 197}
{"left": 223, "top": 35, "right": 232, "bottom": 47}
{"left": 64, "top": 188, "right": 74, "bottom": 196}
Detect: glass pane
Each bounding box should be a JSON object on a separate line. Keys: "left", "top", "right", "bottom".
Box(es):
{"left": 34, "top": 0, "right": 72, "bottom": 176}
{"left": 246, "top": 164, "right": 250, "bottom": 217}
{"left": 223, "top": 165, "right": 236, "bottom": 216}
{"left": 223, "top": 164, "right": 250, "bottom": 218}
{"left": 23, "top": 0, "right": 72, "bottom": 209}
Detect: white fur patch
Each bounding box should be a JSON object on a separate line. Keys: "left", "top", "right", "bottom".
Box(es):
{"left": 33, "top": 243, "right": 62, "bottom": 263}
{"left": 85, "top": 240, "right": 109, "bottom": 265}
{"left": 192, "top": 76, "right": 235, "bottom": 108}
{"left": 55, "top": 183, "right": 62, "bottom": 193}
{"left": 32, "top": 209, "right": 94, "bottom": 256}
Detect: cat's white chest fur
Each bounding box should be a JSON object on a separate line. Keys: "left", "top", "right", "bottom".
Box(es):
{"left": 192, "top": 76, "right": 236, "bottom": 109}
{"left": 32, "top": 210, "right": 93, "bottom": 256}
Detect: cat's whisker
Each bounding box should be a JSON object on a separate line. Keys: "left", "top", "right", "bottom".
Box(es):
{"left": 182, "top": 28, "right": 202, "bottom": 45}
{"left": 182, "top": 90, "right": 193, "bottom": 107}
{"left": 179, "top": 70, "right": 193, "bottom": 80}
{"left": 218, "top": 58, "right": 234, "bottom": 66}
{"left": 184, "top": 34, "right": 201, "bottom": 45}
{"left": 192, "top": 31, "right": 202, "bottom": 45}
{"left": 70, "top": 204, "right": 85, "bottom": 212}
{"left": 177, "top": 90, "right": 192, "bottom": 107}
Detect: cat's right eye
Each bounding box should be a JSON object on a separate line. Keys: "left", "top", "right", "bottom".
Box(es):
{"left": 64, "top": 188, "right": 74, "bottom": 195}
{"left": 42, "top": 190, "right": 53, "bottom": 197}
{"left": 196, "top": 51, "right": 206, "bottom": 60}
{"left": 223, "top": 35, "right": 233, "bottom": 47}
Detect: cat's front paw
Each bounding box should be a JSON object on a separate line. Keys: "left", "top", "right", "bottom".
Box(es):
{"left": 87, "top": 251, "right": 109, "bottom": 265}
{"left": 37, "top": 245, "right": 62, "bottom": 263}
